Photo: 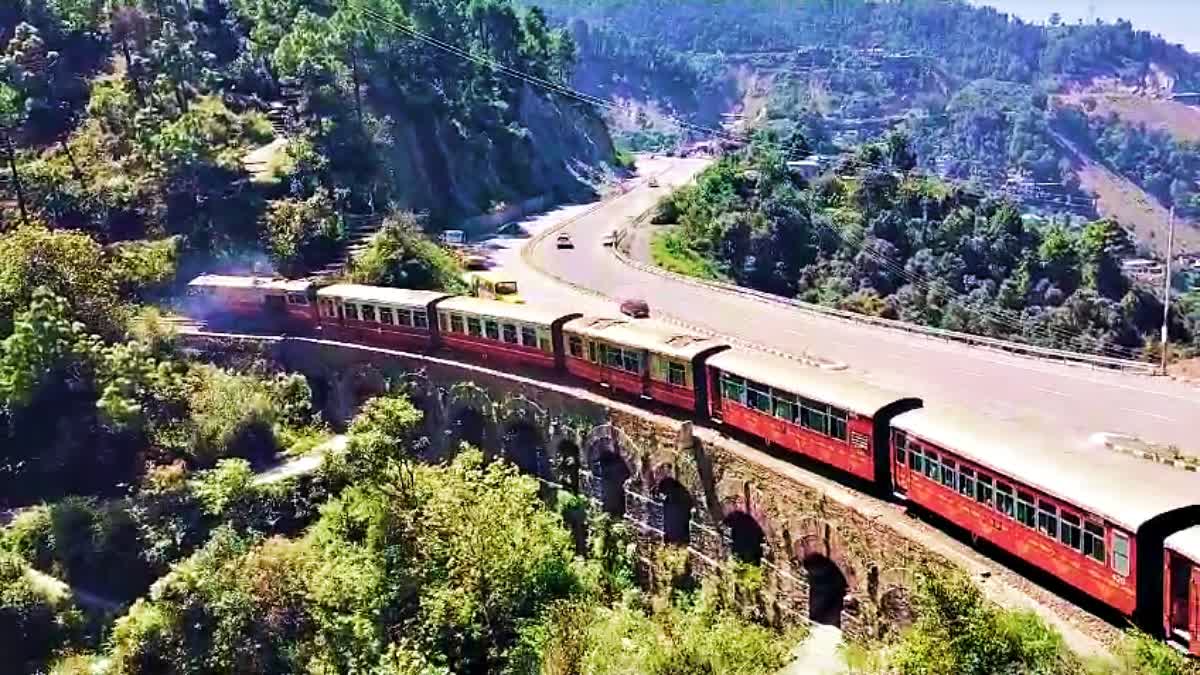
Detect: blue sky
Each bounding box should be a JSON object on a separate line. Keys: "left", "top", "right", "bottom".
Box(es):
{"left": 972, "top": 1, "right": 1200, "bottom": 53}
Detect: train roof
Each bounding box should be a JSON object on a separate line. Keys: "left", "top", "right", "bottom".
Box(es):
{"left": 563, "top": 316, "right": 729, "bottom": 360}
{"left": 187, "top": 275, "right": 312, "bottom": 293}
{"left": 707, "top": 349, "right": 918, "bottom": 416}
{"left": 437, "top": 296, "right": 572, "bottom": 326}
{"left": 1166, "top": 526, "right": 1200, "bottom": 563}
{"left": 317, "top": 284, "right": 450, "bottom": 307}
{"left": 892, "top": 407, "right": 1200, "bottom": 533}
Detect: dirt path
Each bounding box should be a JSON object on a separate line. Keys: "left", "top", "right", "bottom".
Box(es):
{"left": 780, "top": 625, "right": 845, "bottom": 675}
{"left": 1049, "top": 127, "right": 1200, "bottom": 256}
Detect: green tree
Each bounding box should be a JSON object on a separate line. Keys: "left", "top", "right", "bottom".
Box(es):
{"left": 0, "top": 82, "right": 28, "bottom": 221}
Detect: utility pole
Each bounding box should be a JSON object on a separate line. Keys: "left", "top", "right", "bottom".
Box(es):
{"left": 1161, "top": 206, "right": 1175, "bottom": 375}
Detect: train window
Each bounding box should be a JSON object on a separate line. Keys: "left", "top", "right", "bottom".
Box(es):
{"left": 439, "top": 312, "right": 449, "bottom": 331}
{"left": 1083, "top": 522, "right": 1106, "bottom": 564}
{"left": 923, "top": 451, "right": 940, "bottom": 480}
{"left": 747, "top": 382, "right": 772, "bottom": 413}
{"left": 485, "top": 319, "right": 500, "bottom": 341}
{"left": 1016, "top": 491, "right": 1036, "bottom": 528}
{"left": 537, "top": 329, "right": 551, "bottom": 353}
{"left": 380, "top": 308, "right": 394, "bottom": 325}
{"left": 940, "top": 458, "right": 956, "bottom": 488}
{"left": 450, "top": 314, "right": 464, "bottom": 333}
{"left": 907, "top": 443, "right": 922, "bottom": 472}
{"left": 588, "top": 340, "right": 598, "bottom": 363}
{"left": 668, "top": 361, "right": 689, "bottom": 388}
{"left": 958, "top": 466, "right": 975, "bottom": 497}
{"left": 800, "top": 399, "right": 829, "bottom": 435}
{"left": 395, "top": 309, "right": 411, "bottom": 327}
{"left": 622, "top": 350, "right": 641, "bottom": 374}
{"left": 1111, "top": 532, "right": 1130, "bottom": 576}
{"left": 362, "top": 305, "right": 377, "bottom": 323}
{"left": 568, "top": 336, "right": 584, "bottom": 358}
{"left": 995, "top": 483, "right": 1015, "bottom": 518}
{"left": 521, "top": 326, "right": 537, "bottom": 347}
{"left": 829, "top": 408, "right": 848, "bottom": 441}
{"left": 603, "top": 344, "right": 622, "bottom": 369}
{"left": 345, "top": 303, "right": 359, "bottom": 321}
{"left": 894, "top": 432, "right": 907, "bottom": 465}
{"left": 466, "top": 317, "right": 482, "bottom": 337}
{"left": 413, "top": 311, "right": 428, "bottom": 329}
{"left": 502, "top": 323, "right": 519, "bottom": 344}
{"left": 721, "top": 374, "right": 746, "bottom": 405}
{"left": 1060, "top": 512, "right": 1083, "bottom": 552}
{"left": 975, "top": 474, "right": 993, "bottom": 506}
{"left": 1037, "top": 501, "right": 1058, "bottom": 539}
{"left": 773, "top": 390, "right": 797, "bottom": 421}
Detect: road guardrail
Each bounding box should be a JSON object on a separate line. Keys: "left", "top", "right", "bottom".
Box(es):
{"left": 609, "top": 228, "right": 1157, "bottom": 374}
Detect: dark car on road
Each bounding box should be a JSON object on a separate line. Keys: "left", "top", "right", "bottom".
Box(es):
{"left": 556, "top": 233, "right": 574, "bottom": 249}
{"left": 619, "top": 298, "right": 650, "bottom": 318}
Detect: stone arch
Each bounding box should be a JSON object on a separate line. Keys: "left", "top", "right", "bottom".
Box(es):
{"left": 447, "top": 406, "right": 489, "bottom": 454}
{"left": 553, "top": 438, "right": 581, "bottom": 492}
{"left": 594, "top": 450, "right": 632, "bottom": 517}
{"left": 582, "top": 424, "right": 644, "bottom": 478}
{"left": 803, "top": 554, "right": 849, "bottom": 627}
{"left": 787, "top": 518, "right": 862, "bottom": 594}
{"left": 715, "top": 478, "right": 776, "bottom": 547}
{"left": 305, "top": 372, "right": 333, "bottom": 416}
{"left": 502, "top": 418, "right": 546, "bottom": 478}
{"left": 496, "top": 395, "right": 550, "bottom": 434}
{"left": 656, "top": 477, "right": 693, "bottom": 546}
{"left": 723, "top": 511, "right": 766, "bottom": 565}
{"left": 443, "top": 384, "right": 496, "bottom": 454}
{"left": 346, "top": 363, "right": 388, "bottom": 408}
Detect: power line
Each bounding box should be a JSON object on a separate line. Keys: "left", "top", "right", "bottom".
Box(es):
{"left": 348, "top": 2, "right": 1140, "bottom": 358}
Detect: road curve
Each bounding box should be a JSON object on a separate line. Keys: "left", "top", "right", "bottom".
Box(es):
{"left": 485, "top": 157, "right": 1200, "bottom": 453}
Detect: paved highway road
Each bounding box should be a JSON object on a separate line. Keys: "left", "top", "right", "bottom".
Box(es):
{"left": 484, "top": 157, "right": 1200, "bottom": 453}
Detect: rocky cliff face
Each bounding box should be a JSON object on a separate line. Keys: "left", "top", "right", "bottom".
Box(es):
{"left": 375, "top": 85, "right": 616, "bottom": 224}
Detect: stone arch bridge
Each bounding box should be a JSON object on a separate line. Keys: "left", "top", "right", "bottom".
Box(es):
{"left": 185, "top": 334, "right": 955, "bottom": 640}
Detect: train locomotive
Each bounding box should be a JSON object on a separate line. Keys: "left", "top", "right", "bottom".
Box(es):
{"left": 186, "top": 274, "right": 1200, "bottom": 653}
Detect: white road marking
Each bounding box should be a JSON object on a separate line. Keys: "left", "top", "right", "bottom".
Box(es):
{"left": 1120, "top": 407, "right": 1176, "bottom": 422}
{"left": 1032, "top": 387, "right": 1068, "bottom": 397}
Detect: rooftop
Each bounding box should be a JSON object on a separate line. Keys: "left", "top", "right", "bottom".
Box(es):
{"left": 893, "top": 406, "right": 1200, "bottom": 532}
{"left": 707, "top": 348, "right": 918, "bottom": 415}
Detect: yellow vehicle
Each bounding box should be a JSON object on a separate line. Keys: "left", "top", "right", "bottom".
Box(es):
{"left": 463, "top": 271, "right": 523, "bottom": 304}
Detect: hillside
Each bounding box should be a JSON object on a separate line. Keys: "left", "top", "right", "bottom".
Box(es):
{"left": 0, "top": 0, "right": 617, "bottom": 277}
{"left": 534, "top": 0, "right": 1200, "bottom": 251}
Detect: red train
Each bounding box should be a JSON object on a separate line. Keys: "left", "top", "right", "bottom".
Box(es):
{"left": 186, "top": 275, "right": 1200, "bottom": 652}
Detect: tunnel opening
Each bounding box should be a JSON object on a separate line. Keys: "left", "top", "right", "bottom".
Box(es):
{"left": 804, "top": 555, "right": 848, "bottom": 627}
{"left": 448, "top": 407, "right": 486, "bottom": 452}
{"left": 503, "top": 421, "right": 545, "bottom": 478}
{"left": 595, "top": 451, "right": 631, "bottom": 517}
{"left": 657, "top": 478, "right": 693, "bottom": 546}
{"left": 555, "top": 439, "right": 581, "bottom": 493}
{"left": 724, "top": 511, "right": 765, "bottom": 565}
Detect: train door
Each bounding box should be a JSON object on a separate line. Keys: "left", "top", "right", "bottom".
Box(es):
{"left": 892, "top": 430, "right": 911, "bottom": 497}
{"left": 1170, "top": 556, "right": 1192, "bottom": 638}
{"left": 1192, "top": 566, "right": 1200, "bottom": 655}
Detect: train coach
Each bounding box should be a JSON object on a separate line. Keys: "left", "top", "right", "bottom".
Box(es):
{"left": 316, "top": 284, "right": 448, "bottom": 350}
{"left": 182, "top": 273, "right": 1200, "bottom": 650}
{"left": 561, "top": 316, "right": 728, "bottom": 415}
{"left": 185, "top": 275, "right": 315, "bottom": 328}
{"left": 705, "top": 349, "right": 921, "bottom": 485}
{"left": 1166, "top": 528, "right": 1200, "bottom": 656}
{"left": 892, "top": 406, "right": 1200, "bottom": 629}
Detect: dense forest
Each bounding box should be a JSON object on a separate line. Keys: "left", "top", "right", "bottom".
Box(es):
{"left": 0, "top": 0, "right": 617, "bottom": 278}
{"left": 537, "top": 0, "right": 1200, "bottom": 87}
{"left": 652, "top": 133, "right": 1196, "bottom": 359}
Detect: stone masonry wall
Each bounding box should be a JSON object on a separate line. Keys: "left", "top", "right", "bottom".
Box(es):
{"left": 182, "top": 333, "right": 952, "bottom": 641}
